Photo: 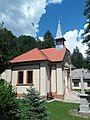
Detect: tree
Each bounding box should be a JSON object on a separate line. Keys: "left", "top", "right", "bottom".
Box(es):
{"left": 43, "top": 30, "right": 55, "bottom": 49}
{"left": 17, "top": 86, "right": 48, "bottom": 120}
{"left": 0, "top": 79, "right": 19, "bottom": 120}
{"left": 36, "top": 37, "right": 44, "bottom": 50}
{"left": 83, "top": 0, "right": 90, "bottom": 69}
{"left": 17, "top": 35, "right": 37, "bottom": 55}
{"left": 0, "top": 23, "right": 17, "bottom": 74}
{"left": 71, "top": 47, "right": 86, "bottom": 69}
{"left": 0, "top": 26, "right": 37, "bottom": 74}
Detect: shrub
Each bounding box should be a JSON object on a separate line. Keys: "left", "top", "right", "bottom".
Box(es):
{"left": 0, "top": 79, "right": 19, "bottom": 120}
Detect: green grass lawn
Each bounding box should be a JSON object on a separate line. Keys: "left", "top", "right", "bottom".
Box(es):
{"left": 47, "top": 101, "right": 90, "bottom": 120}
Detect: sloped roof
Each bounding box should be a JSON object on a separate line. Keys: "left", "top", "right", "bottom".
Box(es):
{"left": 10, "top": 47, "right": 67, "bottom": 63}
{"left": 41, "top": 47, "right": 66, "bottom": 62}
{"left": 72, "top": 69, "right": 90, "bottom": 79}
{"left": 10, "top": 48, "right": 47, "bottom": 63}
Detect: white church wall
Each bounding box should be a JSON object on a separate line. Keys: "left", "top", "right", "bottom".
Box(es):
{"left": 40, "top": 62, "right": 47, "bottom": 96}
{"left": 51, "top": 65, "right": 56, "bottom": 93}
{"left": 46, "top": 64, "right": 50, "bottom": 93}
{"left": 1, "top": 70, "right": 6, "bottom": 80}
{"left": 57, "top": 63, "right": 64, "bottom": 95}
{"left": 1, "top": 69, "right": 11, "bottom": 83}
{"left": 12, "top": 64, "right": 40, "bottom": 95}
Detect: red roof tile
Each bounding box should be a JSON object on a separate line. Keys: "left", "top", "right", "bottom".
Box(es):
{"left": 41, "top": 47, "right": 66, "bottom": 62}
{"left": 10, "top": 47, "right": 67, "bottom": 63}
{"left": 10, "top": 48, "right": 47, "bottom": 63}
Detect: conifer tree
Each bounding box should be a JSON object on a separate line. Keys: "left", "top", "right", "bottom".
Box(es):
{"left": 17, "top": 86, "right": 48, "bottom": 120}
{"left": 43, "top": 30, "right": 55, "bottom": 49}
{"left": 71, "top": 47, "right": 86, "bottom": 68}
{"left": 83, "top": 0, "right": 90, "bottom": 69}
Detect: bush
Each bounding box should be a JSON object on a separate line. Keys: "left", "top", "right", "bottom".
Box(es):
{"left": 0, "top": 79, "right": 19, "bottom": 120}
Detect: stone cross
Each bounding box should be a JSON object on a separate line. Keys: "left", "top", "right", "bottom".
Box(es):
{"left": 80, "top": 68, "right": 85, "bottom": 94}
{"left": 79, "top": 68, "right": 90, "bottom": 113}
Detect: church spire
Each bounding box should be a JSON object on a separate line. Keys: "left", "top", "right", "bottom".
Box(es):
{"left": 55, "top": 19, "right": 66, "bottom": 49}
{"left": 55, "top": 19, "right": 63, "bottom": 39}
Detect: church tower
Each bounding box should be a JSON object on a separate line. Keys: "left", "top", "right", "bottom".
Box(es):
{"left": 55, "top": 19, "right": 66, "bottom": 49}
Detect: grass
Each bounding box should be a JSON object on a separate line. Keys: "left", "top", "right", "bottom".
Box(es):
{"left": 47, "top": 101, "right": 90, "bottom": 120}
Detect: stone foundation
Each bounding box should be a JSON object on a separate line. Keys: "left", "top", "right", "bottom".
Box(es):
{"left": 17, "top": 93, "right": 25, "bottom": 98}
{"left": 17, "top": 92, "right": 64, "bottom": 100}
{"left": 52, "top": 92, "right": 64, "bottom": 100}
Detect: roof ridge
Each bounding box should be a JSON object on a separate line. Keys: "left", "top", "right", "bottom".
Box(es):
{"left": 40, "top": 49, "right": 49, "bottom": 60}
{"left": 41, "top": 47, "right": 55, "bottom": 51}
{"left": 64, "top": 46, "right": 70, "bottom": 52}
{"left": 35, "top": 48, "right": 48, "bottom": 60}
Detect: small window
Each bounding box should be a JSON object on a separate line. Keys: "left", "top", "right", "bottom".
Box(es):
{"left": 87, "top": 82, "right": 90, "bottom": 87}
{"left": 18, "top": 71, "right": 23, "bottom": 84}
{"left": 27, "top": 71, "right": 33, "bottom": 83}
{"left": 74, "top": 82, "right": 79, "bottom": 87}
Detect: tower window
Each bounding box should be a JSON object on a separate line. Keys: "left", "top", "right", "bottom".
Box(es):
{"left": 56, "top": 41, "right": 63, "bottom": 45}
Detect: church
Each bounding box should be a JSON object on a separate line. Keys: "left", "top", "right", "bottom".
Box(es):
{"left": 1, "top": 20, "right": 72, "bottom": 100}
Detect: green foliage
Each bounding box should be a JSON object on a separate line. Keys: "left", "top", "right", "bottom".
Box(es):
{"left": 83, "top": 0, "right": 90, "bottom": 69}
{"left": 36, "top": 37, "right": 44, "bottom": 49}
{"left": 0, "top": 79, "right": 19, "bottom": 120}
{"left": 17, "top": 35, "right": 37, "bottom": 56}
{"left": 71, "top": 47, "right": 86, "bottom": 68}
{"left": 0, "top": 22, "right": 4, "bottom": 29}
{"left": 17, "top": 86, "right": 48, "bottom": 120}
{"left": 0, "top": 26, "right": 17, "bottom": 60}
{"left": 0, "top": 24, "right": 17, "bottom": 73}
{"left": 43, "top": 30, "right": 55, "bottom": 49}
{"left": 84, "top": 0, "right": 90, "bottom": 20}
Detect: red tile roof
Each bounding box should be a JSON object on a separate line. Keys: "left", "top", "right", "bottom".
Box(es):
{"left": 10, "top": 47, "right": 67, "bottom": 63}
{"left": 10, "top": 48, "right": 47, "bottom": 63}
{"left": 41, "top": 47, "right": 66, "bottom": 62}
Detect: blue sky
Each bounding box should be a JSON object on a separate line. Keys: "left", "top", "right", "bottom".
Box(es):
{"left": 38, "top": 0, "right": 86, "bottom": 38}
{"left": 0, "top": 0, "right": 88, "bottom": 57}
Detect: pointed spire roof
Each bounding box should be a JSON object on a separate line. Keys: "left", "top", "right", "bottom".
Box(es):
{"left": 55, "top": 19, "right": 63, "bottom": 39}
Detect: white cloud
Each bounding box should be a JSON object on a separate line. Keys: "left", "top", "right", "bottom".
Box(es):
{"left": 64, "top": 29, "right": 88, "bottom": 58}
{"left": 39, "top": 37, "right": 44, "bottom": 41}
{"left": 47, "top": 0, "right": 63, "bottom": 4}
{"left": 84, "top": 23, "right": 89, "bottom": 29}
{"left": 0, "top": 0, "right": 63, "bottom": 37}
{"left": 0, "top": 0, "right": 47, "bottom": 37}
